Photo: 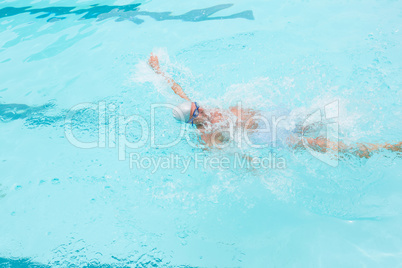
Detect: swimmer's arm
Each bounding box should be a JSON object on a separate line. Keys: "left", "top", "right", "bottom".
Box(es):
{"left": 289, "top": 136, "right": 402, "bottom": 159}
{"left": 199, "top": 131, "right": 214, "bottom": 149}
{"left": 198, "top": 129, "right": 224, "bottom": 149}
{"left": 148, "top": 53, "right": 191, "bottom": 101}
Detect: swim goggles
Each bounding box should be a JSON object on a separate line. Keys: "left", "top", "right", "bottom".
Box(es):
{"left": 187, "top": 102, "right": 200, "bottom": 126}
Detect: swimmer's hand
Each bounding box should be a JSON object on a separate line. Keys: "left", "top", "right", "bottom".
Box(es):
{"left": 148, "top": 53, "right": 162, "bottom": 74}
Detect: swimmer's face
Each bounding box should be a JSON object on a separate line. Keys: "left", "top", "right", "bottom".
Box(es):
{"left": 190, "top": 102, "right": 206, "bottom": 125}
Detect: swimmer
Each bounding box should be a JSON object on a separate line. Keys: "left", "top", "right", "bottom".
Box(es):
{"left": 148, "top": 53, "right": 401, "bottom": 158}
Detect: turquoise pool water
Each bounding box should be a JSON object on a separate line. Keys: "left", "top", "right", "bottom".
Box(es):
{"left": 0, "top": 0, "right": 401, "bottom": 267}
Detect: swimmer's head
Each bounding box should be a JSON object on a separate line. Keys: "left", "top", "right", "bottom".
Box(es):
{"left": 173, "top": 101, "right": 192, "bottom": 122}
{"left": 173, "top": 102, "right": 202, "bottom": 124}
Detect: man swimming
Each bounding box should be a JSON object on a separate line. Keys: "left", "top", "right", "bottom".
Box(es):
{"left": 148, "top": 53, "right": 401, "bottom": 158}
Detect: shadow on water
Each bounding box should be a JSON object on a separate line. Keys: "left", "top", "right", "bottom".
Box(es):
{"left": 0, "top": 3, "right": 254, "bottom": 24}
{"left": 0, "top": 184, "right": 4, "bottom": 199}
{"left": 0, "top": 102, "right": 103, "bottom": 130}
{"left": 0, "top": 257, "right": 49, "bottom": 268}
{"left": 0, "top": 103, "right": 63, "bottom": 126}
{"left": 0, "top": 256, "right": 171, "bottom": 267}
